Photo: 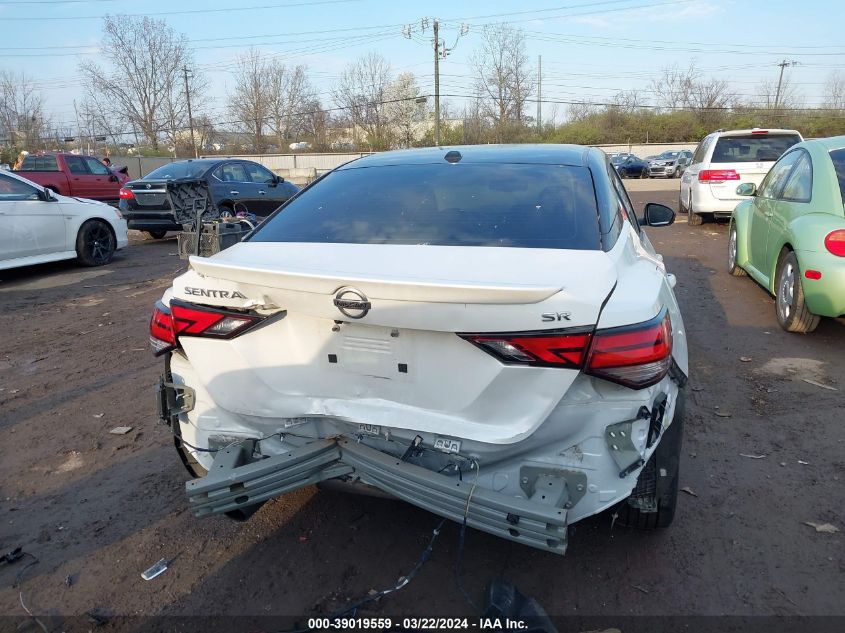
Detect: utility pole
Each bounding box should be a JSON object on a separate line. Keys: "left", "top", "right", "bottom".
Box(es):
{"left": 774, "top": 59, "right": 798, "bottom": 109}
{"left": 183, "top": 66, "right": 198, "bottom": 158}
{"left": 433, "top": 19, "right": 440, "bottom": 146}
{"left": 537, "top": 55, "right": 542, "bottom": 133}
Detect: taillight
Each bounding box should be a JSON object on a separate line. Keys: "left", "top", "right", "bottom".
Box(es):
{"left": 150, "top": 302, "right": 176, "bottom": 355}
{"left": 459, "top": 330, "right": 592, "bottom": 368}
{"left": 699, "top": 169, "right": 740, "bottom": 183}
{"left": 824, "top": 229, "right": 845, "bottom": 257}
{"left": 119, "top": 187, "right": 135, "bottom": 200}
{"left": 149, "top": 299, "right": 264, "bottom": 356}
{"left": 585, "top": 311, "right": 673, "bottom": 389}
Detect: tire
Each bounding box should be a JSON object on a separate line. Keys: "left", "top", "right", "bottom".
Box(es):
{"left": 775, "top": 250, "right": 820, "bottom": 333}
{"left": 640, "top": 169, "right": 649, "bottom": 179}
{"left": 615, "top": 390, "right": 685, "bottom": 530}
{"left": 687, "top": 200, "right": 704, "bottom": 226}
{"left": 619, "top": 169, "right": 628, "bottom": 179}
{"left": 217, "top": 204, "right": 233, "bottom": 219}
{"left": 728, "top": 224, "right": 747, "bottom": 277}
{"left": 147, "top": 230, "right": 167, "bottom": 239}
{"left": 75, "top": 220, "right": 116, "bottom": 267}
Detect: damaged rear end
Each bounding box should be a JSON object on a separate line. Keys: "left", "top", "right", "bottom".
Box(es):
{"left": 152, "top": 147, "right": 688, "bottom": 554}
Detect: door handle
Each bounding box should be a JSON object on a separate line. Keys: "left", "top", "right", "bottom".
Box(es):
{"left": 230, "top": 190, "right": 239, "bottom": 195}
{"left": 258, "top": 190, "right": 266, "bottom": 195}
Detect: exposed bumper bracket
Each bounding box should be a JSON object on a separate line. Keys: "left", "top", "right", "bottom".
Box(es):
{"left": 156, "top": 375, "right": 195, "bottom": 426}
{"left": 186, "top": 438, "right": 570, "bottom": 554}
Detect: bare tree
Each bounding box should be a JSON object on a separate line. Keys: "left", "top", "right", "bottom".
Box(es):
{"left": 756, "top": 74, "right": 802, "bottom": 110}
{"left": 0, "top": 71, "right": 48, "bottom": 149}
{"left": 823, "top": 71, "right": 845, "bottom": 110}
{"left": 227, "top": 49, "right": 274, "bottom": 152}
{"left": 333, "top": 53, "right": 393, "bottom": 150}
{"left": 610, "top": 89, "right": 644, "bottom": 113}
{"left": 301, "top": 98, "right": 330, "bottom": 150}
{"left": 471, "top": 24, "right": 534, "bottom": 142}
{"left": 649, "top": 64, "right": 697, "bottom": 110}
{"left": 268, "top": 64, "right": 314, "bottom": 149}
{"left": 79, "top": 15, "right": 203, "bottom": 151}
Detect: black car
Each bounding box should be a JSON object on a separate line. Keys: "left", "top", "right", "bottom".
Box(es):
{"left": 610, "top": 154, "right": 650, "bottom": 179}
{"left": 119, "top": 158, "right": 300, "bottom": 238}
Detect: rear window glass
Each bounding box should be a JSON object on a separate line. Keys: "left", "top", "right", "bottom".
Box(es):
{"left": 18, "top": 155, "right": 58, "bottom": 171}
{"left": 144, "top": 161, "right": 211, "bottom": 180}
{"left": 830, "top": 148, "right": 845, "bottom": 205}
{"left": 251, "top": 163, "right": 601, "bottom": 250}
{"left": 711, "top": 134, "right": 801, "bottom": 163}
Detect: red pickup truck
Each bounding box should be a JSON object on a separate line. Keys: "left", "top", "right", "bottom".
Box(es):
{"left": 14, "top": 153, "right": 129, "bottom": 204}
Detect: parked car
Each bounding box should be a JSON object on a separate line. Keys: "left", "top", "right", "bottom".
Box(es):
{"left": 648, "top": 150, "right": 693, "bottom": 178}
{"left": 611, "top": 154, "right": 650, "bottom": 178}
{"left": 680, "top": 128, "right": 803, "bottom": 225}
{"left": 13, "top": 152, "right": 129, "bottom": 204}
{"left": 0, "top": 169, "right": 127, "bottom": 270}
{"left": 150, "top": 145, "right": 688, "bottom": 554}
{"left": 728, "top": 136, "right": 845, "bottom": 333}
{"left": 120, "top": 158, "right": 299, "bottom": 239}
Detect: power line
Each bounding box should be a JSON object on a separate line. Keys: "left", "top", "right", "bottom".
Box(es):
{"left": 0, "top": 0, "right": 359, "bottom": 20}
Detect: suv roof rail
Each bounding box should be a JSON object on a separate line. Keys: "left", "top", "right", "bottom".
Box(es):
{"left": 712, "top": 129, "right": 724, "bottom": 134}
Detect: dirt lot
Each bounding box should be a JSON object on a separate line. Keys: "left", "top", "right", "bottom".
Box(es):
{"left": 0, "top": 182, "right": 843, "bottom": 631}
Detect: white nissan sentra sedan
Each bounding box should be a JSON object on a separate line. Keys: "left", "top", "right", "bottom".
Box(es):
{"left": 0, "top": 169, "right": 128, "bottom": 270}
{"left": 150, "top": 145, "right": 689, "bottom": 554}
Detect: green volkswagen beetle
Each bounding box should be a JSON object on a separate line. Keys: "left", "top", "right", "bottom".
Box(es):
{"left": 729, "top": 136, "right": 845, "bottom": 333}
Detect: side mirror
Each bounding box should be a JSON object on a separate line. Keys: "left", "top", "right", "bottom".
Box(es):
{"left": 41, "top": 188, "right": 55, "bottom": 202}
{"left": 641, "top": 202, "right": 675, "bottom": 227}
{"left": 109, "top": 174, "right": 119, "bottom": 182}
{"left": 736, "top": 183, "right": 757, "bottom": 197}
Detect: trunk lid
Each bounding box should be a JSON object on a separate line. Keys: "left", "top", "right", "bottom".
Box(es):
{"left": 708, "top": 132, "right": 802, "bottom": 201}
{"left": 171, "top": 242, "right": 618, "bottom": 443}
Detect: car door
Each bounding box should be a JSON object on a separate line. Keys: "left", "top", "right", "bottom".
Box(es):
{"left": 243, "top": 162, "right": 282, "bottom": 215}
{"left": 767, "top": 151, "right": 813, "bottom": 276}
{"left": 82, "top": 156, "right": 119, "bottom": 200}
{"left": 0, "top": 173, "right": 66, "bottom": 261}
{"left": 749, "top": 150, "right": 802, "bottom": 277}
{"left": 63, "top": 154, "right": 98, "bottom": 199}
{"left": 218, "top": 162, "right": 255, "bottom": 212}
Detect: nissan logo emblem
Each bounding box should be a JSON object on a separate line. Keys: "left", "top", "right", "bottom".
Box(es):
{"left": 333, "top": 287, "right": 371, "bottom": 319}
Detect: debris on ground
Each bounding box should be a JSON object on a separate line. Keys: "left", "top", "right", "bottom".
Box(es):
{"left": 109, "top": 426, "right": 133, "bottom": 435}
{"left": 798, "top": 460, "right": 810, "bottom": 465}
{"left": 740, "top": 454, "right": 767, "bottom": 460}
{"left": 681, "top": 487, "right": 698, "bottom": 497}
{"left": 86, "top": 609, "right": 110, "bottom": 627}
{"left": 93, "top": 413, "right": 105, "bottom": 418}
{"left": 141, "top": 558, "right": 171, "bottom": 580}
{"left": 801, "top": 378, "right": 838, "bottom": 391}
{"left": 631, "top": 584, "right": 650, "bottom": 594}
{"left": 803, "top": 521, "right": 839, "bottom": 534}
{"left": 740, "top": 356, "right": 753, "bottom": 362}
{"left": 715, "top": 410, "right": 733, "bottom": 418}
{"left": 0, "top": 547, "right": 24, "bottom": 565}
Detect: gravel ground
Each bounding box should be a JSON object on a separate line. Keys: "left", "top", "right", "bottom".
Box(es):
{"left": 0, "top": 182, "right": 842, "bottom": 631}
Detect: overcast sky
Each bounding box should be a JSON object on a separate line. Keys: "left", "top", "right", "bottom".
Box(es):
{"left": 3, "top": 0, "right": 844, "bottom": 131}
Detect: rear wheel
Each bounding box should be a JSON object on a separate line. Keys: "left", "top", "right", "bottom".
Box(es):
{"left": 615, "top": 391, "right": 685, "bottom": 530}
{"left": 640, "top": 169, "right": 649, "bottom": 179}
{"left": 619, "top": 169, "right": 628, "bottom": 179}
{"left": 775, "top": 250, "right": 820, "bottom": 333}
{"left": 728, "top": 224, "right": 747, "bottom": 277}
{"left": 687, "top": 200, "right": 704, "bottom": 226}
{"left": 147, "top": 230, "right": 167, "bottom": 239}
{"left": 75, "top": 220, "right": 116, "bottom": 266}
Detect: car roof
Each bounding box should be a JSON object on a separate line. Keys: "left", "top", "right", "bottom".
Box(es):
{"left": 339, "top": 144, "right": 595, "bottom": 169}
{"left": 806, "top": 135, "right": 845, "bottom": 152}
{"left": 1, "top": 168, "right": 45, "bottom": 190}
{"left": 712, "top": 128, "right": 802, "bottom": 138}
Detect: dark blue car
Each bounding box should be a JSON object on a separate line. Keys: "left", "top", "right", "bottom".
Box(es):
{"left": 119, "top": 158, "right": 300, "bottom": 239}
{"left": 610, "top": 154, "right": 650, "bottom": 179}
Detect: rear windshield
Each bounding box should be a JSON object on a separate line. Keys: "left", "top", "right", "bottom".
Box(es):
{"left": 830, "top": 148, "right": 845, "bottom": 205}
{"left": 18, "top": 155, "right": 58, "bottom": 171}
{"left": 144, "top": 161, "right": 211, "bottom": 180}
{"left": 711, "top": 134, "right": 801, "bottom": 163}
{"left": 250, "top": 163, "right": 601, "bottom": 249}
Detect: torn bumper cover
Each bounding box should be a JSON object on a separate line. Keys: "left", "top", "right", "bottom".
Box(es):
{"left": 187, "top": 438, "right": 570, "bottom": 554}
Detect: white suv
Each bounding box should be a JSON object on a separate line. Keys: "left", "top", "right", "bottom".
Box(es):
{"left": 680, "top": 129, "right": 803, "bottom": 225}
